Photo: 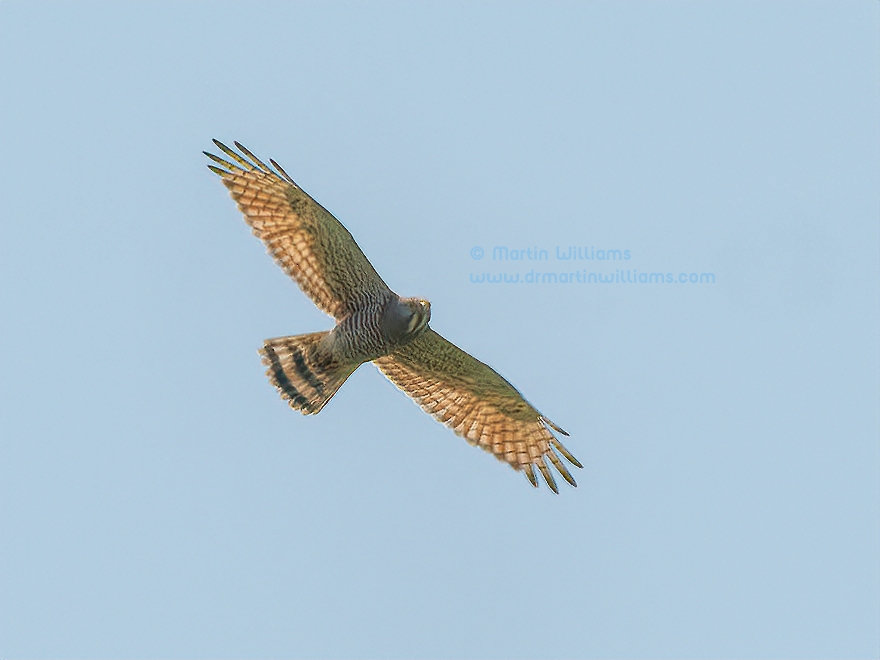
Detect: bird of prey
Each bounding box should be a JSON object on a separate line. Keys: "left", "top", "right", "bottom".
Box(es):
{"left": 204, "top": 140, "right": 581, "bottom": 491}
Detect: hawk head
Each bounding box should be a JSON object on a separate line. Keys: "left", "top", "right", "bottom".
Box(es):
{"left": 383, "top": 296, "right": 431, "bottom": 345}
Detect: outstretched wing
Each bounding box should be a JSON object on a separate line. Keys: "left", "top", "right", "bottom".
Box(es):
{"left": 373, "top": 328, "right": 581, "bottom": 492}
{"left": 205, "top": 140, "right": 392, "bottom": 319}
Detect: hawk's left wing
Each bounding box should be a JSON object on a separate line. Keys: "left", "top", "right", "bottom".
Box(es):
{"left": 373, "top": 328, "right": 581, "bottom": 492}
{"left": 205, "top": 140, "right": 392, "bottom": 320}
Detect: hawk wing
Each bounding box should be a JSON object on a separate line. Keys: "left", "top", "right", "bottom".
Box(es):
{"left": 205, "top": 140, "right": 392, "bottom": 319}
{"left": 373, "top": 328, "right": 581, "bottom": 492}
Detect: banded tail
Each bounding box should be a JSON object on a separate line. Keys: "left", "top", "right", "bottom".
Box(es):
{"left": 259, "top": 332, "right": 358, "bottom": 414}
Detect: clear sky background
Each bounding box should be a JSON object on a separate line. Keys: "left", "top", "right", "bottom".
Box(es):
{"left": 1, "top": 2, "right": 878, "bottom": 659}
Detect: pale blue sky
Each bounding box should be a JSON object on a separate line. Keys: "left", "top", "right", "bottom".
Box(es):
{"left": 1, "top": 2, "right": 878, "bottom": 658}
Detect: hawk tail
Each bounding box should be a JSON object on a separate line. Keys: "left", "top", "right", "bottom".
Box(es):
{"left": 259, "top": 332, "right": 358, "bottom": 415}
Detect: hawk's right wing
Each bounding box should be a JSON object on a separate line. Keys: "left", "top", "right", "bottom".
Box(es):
{"left": 374, "top": 328, "right": 581, "bottom": 492}
{"left": 205, "top": 140, "right": 392, "bottom": 319}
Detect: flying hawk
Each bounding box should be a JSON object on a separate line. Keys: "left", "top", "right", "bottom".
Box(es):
{"left": 205, "top": 140, "right": 581, "bottom": 491}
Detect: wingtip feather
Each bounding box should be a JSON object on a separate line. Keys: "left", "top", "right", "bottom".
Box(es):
{"left": 542, "top": 416, "right": 569, "bottom": 436}
{"left": 547, "top": 448, "right": 578, "bottom": 488}
{"left": 212, "top": 139, "right": 254, "bottom": 170}
{"left": 524, "top": 464, "right": 538, "bottom": 488}
{"left": 234, "top": 141, "right": 272, "bottom": 173}
{"left": 537, "top": 457, "right": 559, "bottom": 494}
{"left": 551, "top": 438, "right": 583, "bottom": 469}
{"left": 207, "top": 164, "right": 229, "bottom": 176}
{"left": 270, "top": 158, "right": 297, "bottom": 185}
